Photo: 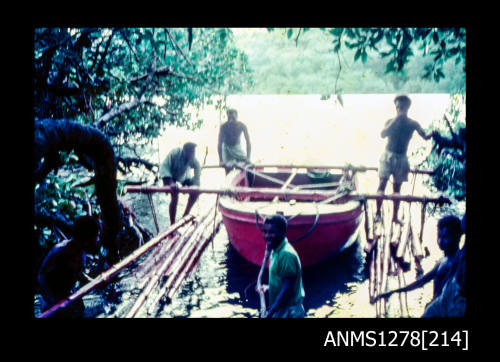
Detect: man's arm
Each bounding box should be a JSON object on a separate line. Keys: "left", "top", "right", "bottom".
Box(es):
{"left": 217, "top": 127, "right": 224, "bottom": 164}
{"left": 191, "top": 159, "right": 201, "bottom": 186}
{"left": 414, "top": 121, "right": 433, "bottom": 140}
{"left": 242, "top": 124, "right": 251, "bottom": 162}
{"left": 374, "top": 265, "right": 437, "bottom": 302}
{"left": 381, "top": 118, "right": 398, "bottom": 138}
{"left": 265, "top": 277, "right": 294, "bottom": 318}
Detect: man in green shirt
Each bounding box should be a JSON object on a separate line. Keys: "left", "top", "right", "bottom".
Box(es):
{"left": 160, "top": 142, "right": 201, "bottom": 225}
{"left": 258, "top": 214, "right": 306, "bottom": 318}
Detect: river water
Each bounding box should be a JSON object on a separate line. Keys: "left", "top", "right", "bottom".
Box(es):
{"left": 35, "top": 94, "right": 466, "bottom": 318}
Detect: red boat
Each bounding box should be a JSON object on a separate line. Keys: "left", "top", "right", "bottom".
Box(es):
{"left": 218, "top": 166, "right": 363, "bottom": 267}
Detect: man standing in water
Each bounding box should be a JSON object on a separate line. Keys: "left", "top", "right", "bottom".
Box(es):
{"left": 372, "top": 215, "right": 463, "bottom": 314}
{"left": 160, "top": 142, "right": 201, "bottom": 225}
{"left": 217, "top": 108, "right": 252, "bottom": 174}
{"left": 257, "top": 214, "right": 306, "bottom": 318}
{"left": 376, "top": 95, "right": 434, "bottom": 223}
{"left": 38, "top": 215, "right": 100, "bottom": 317}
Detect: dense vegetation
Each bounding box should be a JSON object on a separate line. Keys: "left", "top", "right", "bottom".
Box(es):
{"left": 34, "top": 28, "right": 252, "bottom": 267}
{"left": 232, "top": 28, "right": 465, "bottom": 95}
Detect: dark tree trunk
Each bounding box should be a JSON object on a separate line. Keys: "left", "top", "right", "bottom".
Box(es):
{"left": 34, "top": 119, "right": 123, "bottom": 264}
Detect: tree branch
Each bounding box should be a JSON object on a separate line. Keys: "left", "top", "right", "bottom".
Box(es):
{"left": 119, "top": 29, "right": 140, "bottom": 63}
{"left": 94, "top": 97, "right": 149, "bottom": 128}
{"left": 165, "top": 29, "right": 195, "bottom": 69}
{"left": 116, "top": 156, "right": 158, "bottom": 172}
{"left": 129, "top": 65, "right": 198, "bottom": 84}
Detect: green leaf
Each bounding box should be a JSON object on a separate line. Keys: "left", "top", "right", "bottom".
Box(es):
{"left": 287, "top": 29, "right": 293, "bottom": 39}
{"left": 336, "top": 94, "right": 344, "bottom": 107}
{"left": 361, "top": 50, "right": 367, "bottom": 63}
{"left": 329, "top": 28, "right": 344, "bottom": 36}
{"left": 354, "top": 49, "right": 361, "bottom": 61}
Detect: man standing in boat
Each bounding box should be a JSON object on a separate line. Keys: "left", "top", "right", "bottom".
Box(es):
{"left": 217, "top": 108, "right": 252, "bottom": 175}
{"left": 160, "top": 142, "right": 201, "bottom": 225}
{"left": 257, "top": 214, "right": 306, "bottom": 318}
{"left": 376, "top": 95, "right": 434, "bottom": 223}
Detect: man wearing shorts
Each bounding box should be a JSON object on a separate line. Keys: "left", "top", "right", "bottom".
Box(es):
{"left": 376, "top": 95, "right": 434, "bottom": 223}
{"left": 160, "top": 142, "right": 201, "bottom": 225}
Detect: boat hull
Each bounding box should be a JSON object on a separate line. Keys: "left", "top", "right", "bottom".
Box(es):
{"left": 219, "top": 202, "right": 362, "bottom": 267}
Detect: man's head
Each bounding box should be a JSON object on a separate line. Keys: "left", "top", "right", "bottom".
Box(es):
{"left": 394, "top": 95, "right": 411, "bottom": 116}
{"left": 263, "top": 214, "right": 287, "bottom": 250}
{"left": 73, "top": 215, "right": 100, "bottom": 254}
{"left": 182, "top": 142, "right": 197, "bottom": 162}
{"left": 437, "top": 215, "right": 462, "bottom": 255}
{"left": 227, "top": 108, "right": 238, "bottom": 122}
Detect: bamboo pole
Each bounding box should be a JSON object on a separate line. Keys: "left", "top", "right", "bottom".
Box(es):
{"left": 234, "top": 164, "right": 298, "bottom": 189}
{"left": 126, "top": 208, "right": 214, "bottom": 317}
{"left": 294, "top": 182, "right": 340, "bottom": 190}
{"left": 138, "top": 206, "right": 216, "bottom": 312}
{"left": 165, "top": 216, "right": 223, "bottom": 304}
{"left": 125, "top": 185, "right": 451, "bottom": 205}
{"left": 419, "top": 201, "right": 427, "bottom": 244}
{"left": 147, "top": 193, "right": 160, "bottom": 234}
{"left": 380, "top": 201, "right": 392, "bottom": 317}
{"left": 134, "top": 222, "right": 194, "bottom": 279}
{"left": 125, "top": 218, "right": 204, "bottom": 318}
{"left": 146, "top": 210, "right": 219, "bottom": 314}
{"left": 136, "top": 224, "right": 195, "bottom": 291}
{"left": 161, "top": 205, "right": 215, "bottom": 283}
{"left": 186, "top": 217, "right": 223, "bottom": 281}
{"left": 133, "top": 228, "right": 185, "bottom": 281}
{"left": 202, "top": 164, "right": 435, "bottom": 175}
{"left": 37, "top": 215, "right": 195, "bottom": 318}
{"left": 396, "top": 203, "right": 412, "bottom": 262}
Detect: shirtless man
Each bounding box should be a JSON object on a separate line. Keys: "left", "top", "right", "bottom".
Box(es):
{"left": 38, "top": 216, "right": 100, "bottom": 316}
{"left": 217, "top": 108, "right": 252, "bottom": 175}
{"left": 372, "top": 215, "right": 462, "bottom": 309}
{"left": 376, "top": 95, "right": 434, "bottom": 223}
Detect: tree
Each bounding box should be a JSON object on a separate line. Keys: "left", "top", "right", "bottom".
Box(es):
{"left": 34, "top": 28, "right": 252, "bottom": 267}
{"left": 263, "top": 27, "right": 465, "bottom": 94}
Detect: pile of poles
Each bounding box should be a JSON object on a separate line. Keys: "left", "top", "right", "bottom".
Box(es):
{"left": 38, "top": 205, "right": 222, "bottom": 318}
{"left": 363, "top": 173, "right": 446, "bottom": 318}
{"left": 125, "top": 204, "right": 222, "bottom": 317}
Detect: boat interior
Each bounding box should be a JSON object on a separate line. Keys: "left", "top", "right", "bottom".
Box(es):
{"left": 231, "top": 167, "right": 346, "bottom": 203}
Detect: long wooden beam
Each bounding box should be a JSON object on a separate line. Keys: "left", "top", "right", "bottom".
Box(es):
{"left": 202, "top": 164, "right": 435, "bottom": 175}
{"left": 125, "top": 185, "right": 450, "bottom": 204}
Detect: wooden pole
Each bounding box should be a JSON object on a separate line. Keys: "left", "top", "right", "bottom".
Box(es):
{"left": 146, "top": 209, "right": 219, "bottom": 314}
{"left": 234, "top": 164, "right": 297, "bottom": 189}
{"left": 396, "top": 203, "right": 412, "bottom": 262}
{"left": 202, "top": 164, "right": 435, "bottom": 175}
{"left": 126, "top": 216, "right": 205, "bottom": 318}
{"left": 125, "top": 185, "right": 450, "bottom": 205}
{"left": 37, "top": 215, "right": 195, "bottom": 318}
{"left": 147, "top": 193, "right": 160, "bottom": 234}
{"left": 143, "top": 205, "right": 216, "bottom": 300}
{"left": 135, "top": 234, "right": 181, "bottom": 291}
{"left": 165, "top": 216, "right": 223, "bottom": 303}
